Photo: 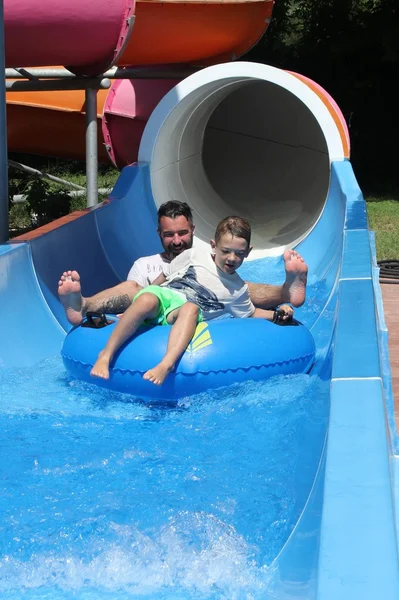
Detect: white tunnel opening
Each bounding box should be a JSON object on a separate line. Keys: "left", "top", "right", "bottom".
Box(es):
{"left": 140, "top": 64, "right": 343, "bottom": 259}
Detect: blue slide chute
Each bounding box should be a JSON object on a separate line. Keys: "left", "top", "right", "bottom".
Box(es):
{"left": 1, "top": 63, "right": 398, "bottom": 598}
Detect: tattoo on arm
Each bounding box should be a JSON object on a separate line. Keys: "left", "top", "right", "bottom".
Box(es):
{"left": 101, "top": 294, "right": 132, "bottom": 314}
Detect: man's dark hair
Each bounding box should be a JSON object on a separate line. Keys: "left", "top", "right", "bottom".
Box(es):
{"left": 157, "top": 201, "right": 193, "bottom": 226}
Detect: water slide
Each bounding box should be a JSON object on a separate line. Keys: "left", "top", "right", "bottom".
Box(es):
{"left": 5, "top": 1, "right": 274, "bottom": 72}
{"left": 6, "top": 80, "right": 180, "bottom": 167}
{"left": 5, "top": 0, "right": 274, "bottom": 166}
{"left": 1, "top": 59, "right": 399, "bottom": 597}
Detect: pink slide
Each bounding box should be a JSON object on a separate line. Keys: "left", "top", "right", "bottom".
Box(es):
{"left": 6, "top": 80, "right": 179, "bottom": 168}
{"left": 5, "top": 0, "right": 274, "bottom": 165}
{"left": 4, "top": 0, "right": 274, "bottom": 73}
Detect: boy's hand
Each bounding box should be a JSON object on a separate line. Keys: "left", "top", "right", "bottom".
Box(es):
{"left": 273, "top": 304, "right": 294, "bottom": 324}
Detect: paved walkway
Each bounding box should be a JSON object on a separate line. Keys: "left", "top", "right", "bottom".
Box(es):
{"left": 381, "top": 283, "right": 399, "bottom": 429}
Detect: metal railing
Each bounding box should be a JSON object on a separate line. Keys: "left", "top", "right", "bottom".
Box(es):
{"left": 1, "top": 54, "right": 198, "bottom": 243}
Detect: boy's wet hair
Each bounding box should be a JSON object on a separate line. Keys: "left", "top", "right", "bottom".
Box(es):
{"left": 215, "top": 216, "right": 251, "bottom": 247}
{"left": 158, "top": 201, "right": 193, "bottom": 226}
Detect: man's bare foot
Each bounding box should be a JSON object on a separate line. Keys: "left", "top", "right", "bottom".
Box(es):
{"left": 58, "top": 270, "right": 86, "bottom": 326}
{"left": 90, "top": 351, "right": 111, "bottom": 380}
{"left": 282, "top": 250, "right": 308, "bottom": 308}
{"left": 143, "top": 360, "right": 174, "bottom": 386}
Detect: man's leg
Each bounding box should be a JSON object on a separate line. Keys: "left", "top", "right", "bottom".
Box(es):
{"left": 143, "top": 302, "right": 200, "bottom": 386}
{"left": 247, "top": 250, "right": 308, "bottom": 309}
{"left": 58, "top": 270, "right": 141, "bottom": 326}
{"left": 90, "top": 292, "right": 160, "bottom": 380}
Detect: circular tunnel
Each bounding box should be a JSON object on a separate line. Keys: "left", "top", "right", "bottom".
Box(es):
{"left": 139, "top": 62, "right": 349, "bottom": 258}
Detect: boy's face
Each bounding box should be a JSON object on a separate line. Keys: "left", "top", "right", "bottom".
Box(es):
{"left": 210, "top": 233, "right": 252, "bottom": 275}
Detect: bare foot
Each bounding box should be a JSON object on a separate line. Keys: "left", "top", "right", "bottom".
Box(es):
{"left": 282, "top": 250, "right": 308, "bottom": 308}
{"left": 90, "top": 351, "right": 111, "bottom": 380}
{"left": 143, "top": 360, "right": 174, "bottom": 386}
{"left": 58, "top": 270, "right": 86, "bottom": 326}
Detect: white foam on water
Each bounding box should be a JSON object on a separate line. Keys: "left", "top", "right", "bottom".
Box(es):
{"left": 0, "top": 356, "right": 326, "bottom": 600}
{"left": 0, "top": 512, "right": 276, "bottom": 600}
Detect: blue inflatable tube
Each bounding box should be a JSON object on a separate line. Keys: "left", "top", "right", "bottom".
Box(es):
{"left": 62, "top": 316, "right": 316, "bottom": 399}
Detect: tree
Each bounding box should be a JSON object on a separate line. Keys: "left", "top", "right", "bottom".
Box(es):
{"left": 246, "top": 0, "right": 399, "bottom": 193}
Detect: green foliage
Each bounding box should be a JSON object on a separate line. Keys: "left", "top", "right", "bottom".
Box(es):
{"left": 246, "top": 0, "right": 399, "bottom": 194}
{"left": 8, "top": 171, "right": 72, "bottom": 232}
{"left": 8, "top": 203, "right": 31, "bottom": 233}
{"left": 8, "top": 160, "right": 119, "bottom": 235}
{"left": 24, "top": 179, "right": 71, "bottom": 226}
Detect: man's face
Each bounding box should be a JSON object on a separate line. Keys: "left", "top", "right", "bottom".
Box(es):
{"left": 158, "top": 215, "right": 195, "bottom": 260}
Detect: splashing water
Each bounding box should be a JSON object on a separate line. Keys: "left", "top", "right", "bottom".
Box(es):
{"left": 0, "top": 354, "right": 327, "bottom": 599}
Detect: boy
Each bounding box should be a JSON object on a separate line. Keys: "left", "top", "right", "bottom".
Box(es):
{"left": 90, "top": 216, "right": 294, "bottom": 386}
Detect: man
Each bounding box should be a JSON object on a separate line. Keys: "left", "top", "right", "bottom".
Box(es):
{"left": 58, "top": 200, "right": 308, "bottom": 326}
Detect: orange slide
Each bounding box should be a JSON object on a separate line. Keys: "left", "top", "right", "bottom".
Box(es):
{"left": 7, "top": 90, "right": 111, "bottom": 164}
{"left": 6, "top": 0, "right": 275, "bottom": 167}
{"left": 6, "top": 80, "right": 180, "bottom": 168}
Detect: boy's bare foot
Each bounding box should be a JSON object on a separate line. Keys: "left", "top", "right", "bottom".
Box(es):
{"left": 143, "top": 360, "right": 174, "bottom": 386}
{"left": 282, "top": 250, "right": 308, "bottom": 307}
{"left": 90, "top": 351, "right": 111, "bottom": 380}
{"left": 58, "top": 270, "right": 86, "bottom": 326}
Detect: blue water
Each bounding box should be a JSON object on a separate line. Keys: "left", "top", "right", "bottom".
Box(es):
{"left": 0, "top": 352, "right": 328, "bottom": 600}
{"left": 0, "top": 257, "right": 331, "bottom": 599}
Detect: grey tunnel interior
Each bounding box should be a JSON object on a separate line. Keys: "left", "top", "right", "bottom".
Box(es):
{"left": 147, "top": 77, "right": 331, "bottom": 258}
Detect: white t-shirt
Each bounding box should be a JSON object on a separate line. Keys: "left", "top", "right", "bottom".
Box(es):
{"left": 127, "top": 254, "right": 171, "bottom": 287}
{"left": 162, "top": 247, "right": 255, "bottom": 321}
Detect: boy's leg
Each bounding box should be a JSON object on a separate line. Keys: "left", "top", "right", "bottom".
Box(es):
{"left": 58, "top": 270, "right": 141, "bottom": 326}
{"left": 246, "top": 250, "right": 308, "bottom": 309}
{"left": 143, "top": 302, "right": 200, "bottom": 386}
{"left": 90, "top": 292, "right": 160, "bottom": 380}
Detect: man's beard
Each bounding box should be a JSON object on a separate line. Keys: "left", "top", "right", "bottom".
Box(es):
{"left": 166, "top": 238, "right": 193, "bottom": 260}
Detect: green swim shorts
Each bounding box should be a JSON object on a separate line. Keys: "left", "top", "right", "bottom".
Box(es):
{"left": 133, "top": 285, "right": 203, "bottom": 326}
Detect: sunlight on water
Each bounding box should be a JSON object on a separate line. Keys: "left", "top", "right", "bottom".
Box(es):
{"left": 0, "top": 356, "right": 328, "bottom": 599}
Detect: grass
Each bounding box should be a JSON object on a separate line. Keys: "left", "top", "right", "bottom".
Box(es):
{"left": 366, "top": 197, "right": 399, "bottom": 260}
